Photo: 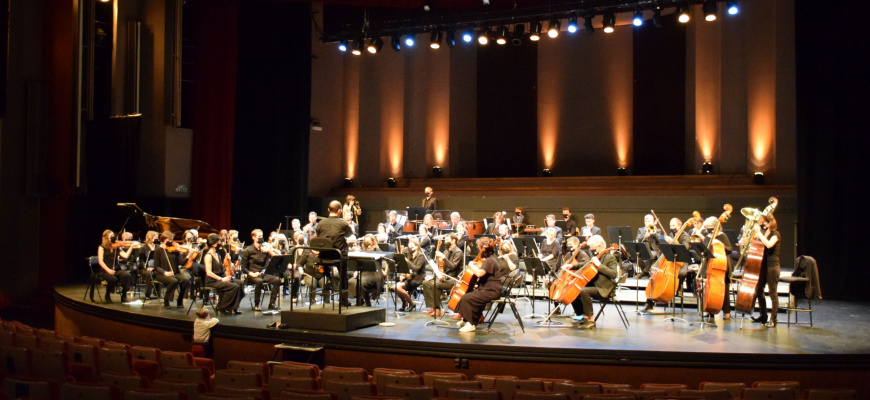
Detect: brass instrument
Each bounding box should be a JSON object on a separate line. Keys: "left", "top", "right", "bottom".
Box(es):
{"left": 739, "top": 197, "right": 778, "bottom": 254}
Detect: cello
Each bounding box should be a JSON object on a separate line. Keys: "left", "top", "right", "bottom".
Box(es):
{"left": 447, "top": 240, "right": 496, "bottom": 312}
{"left": 702, "top": 204, "right": 733, "bottom": 315}
{"left": 645, "top": 211, "right": 702, "bottom": 303}
{"left": 549, "top": 244, "right": 618, "bottom": 306}
{"left": 735, "top": 197, "right": 778, "bottom": 313}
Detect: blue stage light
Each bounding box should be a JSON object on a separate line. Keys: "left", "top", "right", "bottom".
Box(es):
{"left": 567, "top": 18, "right": 578, "bottom": 33}
{"left": 727, "top": 1, "right": 739, "bottom": 15}
{"left": 462, "top": 30, "right": 473, "bottom": 43}
{"left": 633, "top": 11, "right": 643, "bottom": 27}
{"left": 405, "top": 34, "right": 415, "bottom": 47}
{"left": 338, "top": 40, "right": 348, "bottom": 52}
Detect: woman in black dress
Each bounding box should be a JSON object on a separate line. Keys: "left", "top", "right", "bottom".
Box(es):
{"left": 203, "top": 234, "right": 243, "bottom": 314}
{"left": 395, "top": 237, "right": 426, "bottom": 311}
{"left": 456, "top": 241, "right": 502, "bottom": 333}
{"left": 752, "top": 214, "right": 781, "bottom": 327}
{"left": 97, "top": 230, "right": 134, "bottom": 303}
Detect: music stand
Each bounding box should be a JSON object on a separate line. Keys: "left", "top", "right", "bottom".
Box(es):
{"left": 607, "top": 226, "right": 633, "bottom": 253}
{"left": 379, "top": 256, "right": 398, "bottom": 327}
{"left": 391, "top": 254, "right": 410, "bottom": 318}
{"left": 346, "top": 259, "right": 372, "bottom": 307}
{"left": 688, "top": 241, "right": 717, "bottom": 329}
{"left": 512, "top": 238, "right": 526, "bottom": 258}
{"left": 265, "top": 255, "right": 291, "bottom": 314}
{"left": 623, "top": 241, "right": 652, "bottom": 314}
{"left": 406, "top": 206, "right": 426, "bottom": 221}
{"left": 522, "top": 257, "right": 547, "bottom": 320}
{"left": 657, "top": 244, "right": 692, "bottom": 323}
{"left": 377, "top": 243, "right": 393, "bottom": 252}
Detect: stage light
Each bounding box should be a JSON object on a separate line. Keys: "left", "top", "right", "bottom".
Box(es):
{"left": 603, "top": 11, "right": 616, "bottom": 33}
{"left": 367, "top": 36, "right": 384, "bottom": 54}
{"left": 542, "top": 169, "right": 553, "bottom": 177}
{"left": 547, "top": 19, "right": 560, "bottom": 38}
{"left": 529, "top": 22, "right": 542, "bottom": 41}
{"left": 512, "top": 24, "right": 525, "bottom": 45}
{"left": 567, "top": 18, "right": 578, "bottom": 33}
{"left": 653, "top": 7, "right": 663, "bottom": 27}
{"left": 432, "top": 166, "right": 443, "bottom": 178}
{"left": 478, "top": 28, "right": 490, "bottom": 45}
{"left": 390, "top": 35, "right": 401, "bottom": 51}
{"left": 701, "top": 162, "right": 713, "bottom": 174}
{"left": 753, "top": 172, "right": 765, "bottom": 185}
{"left": 430, "top": 30, "right": 442, "bottom": 49}
{"left": 352, "top": 39, "right": 363, "bottom": 55}
{"left": 727, "top": 0, "right": 739, "bottom": 15}
{"left": 482, "top": 0, "right": 490, "bottom": 5}
{"left": 678, "top": 6, "right": 690, "bottom": 23}
{"left": 405, "top": 34, "right": 415, "bottom": 47}
{"left": 462, "top": 29, "right": 473, "bottom": 43}
{"left": 703, "top": 0, "right": 717, "bottom": 21}
{"left": 617, "top": 167, "right": 627, "bottom": 176}
{"left": 496, "top": 26, "right": 508, "bottom": 45}
{"left": 387, "top": 177, "right": 397, "bottom": 188}
{"left": 633, "top": 11, "right": 643, "bottom": 27}
{"left": 446, "top": 30, "right": 456, "bottom": 47}
{"left": 344, "top": 178, "right": 354, "bottom": 188}
{"left": 338, "top": 40, "right": 348, "bottom": 52}
{"left": 584, "top": 15, "right": 595, "bottom": 33}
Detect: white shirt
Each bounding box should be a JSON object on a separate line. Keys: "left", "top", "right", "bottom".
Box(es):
{"left": 193, "top": 317, "right": 219, "bottom": 343}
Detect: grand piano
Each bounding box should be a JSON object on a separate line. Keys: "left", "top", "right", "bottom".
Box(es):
{"left": 117, "top": 203, "right": 219, "bottom": 239}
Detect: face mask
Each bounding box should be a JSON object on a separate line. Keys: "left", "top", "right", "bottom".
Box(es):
{"left": 279, "top": 239, "right": 286, "bottom": 245}
{"left": 257, "top": 237, "right": 264, "bottom": 244}
{"left": 563, "top": 214, "right": 569, "bottom": 218}
{"left": 760, "top": 225, "right": 768, "bottom": 231}
{"left": 515, "top": 212, "right": 521, "bottom": 216}
{"left": 590, "top": 249, "right": 599, "bottom": 256}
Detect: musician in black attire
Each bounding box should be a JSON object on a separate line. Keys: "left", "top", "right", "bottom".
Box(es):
{"left": 137, "top": 231, "right": 160, "bottom": 300}
{"left": 97, "top": 230, "right": 135, "bottom": 303}
{"left": 204, "top": 234, "right": 243, "bottom": 314}
{"left": 539, "top": 227, "right": 561, "bottom": 279}
{"left": 751, "top": 214, "right": 781, "bottom": 327}
{"left": 699, "top": 216, "right": 734, "bottom": 320}
{"left": 241, "top": 229, "right": 280, "bottom": 311}
{"left": 348, "top": 235, "right": 388, "bottom": 307}
{"left": 386, "top": 210, "right": 403, "bottom": 243}
{"left": 562, "top": 207, "right": 579, "bottom": 237}
{"left": 455, "top": 221, "right": 470, "bottom": 251}
{"left": 497, "top": 240, "right": 520, "bottom": 279}
{"left": 423, "top": 233, "right": 464, "bottom": 316}
{"left": 153, "top": 230, "right": 191, "bottom": 309}
{"left": 561, "top": 237, "right": 591, "bottom": 270}
{"left": 635, "top": 214, "right": 664, "bottom": 278}
{"left": 417, "top": 225, "right": 433, "bottom": 258}
{"left": 316, "top": 200, "right": 355, "bottom": 306}
{"left": 455, "top": 239, "right": 502, "bottom": 333}
{"left": 422, "top": 187, "right": 437, "bottom": 211}
{"left": 579, "top": 214, "right": 602, "bottom": 241}
{"left": 642, "top": 218, "right": 692, "bottom": 312}
{"left": 570, "top": 235, "right": 618, "bottom": 329}
{"left": 396, "top": 237, "right": 426, "bottom": 311}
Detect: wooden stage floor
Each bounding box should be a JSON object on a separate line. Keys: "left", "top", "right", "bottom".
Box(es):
{"left": 54, "top": 281, "right": 870, "bottom": 371}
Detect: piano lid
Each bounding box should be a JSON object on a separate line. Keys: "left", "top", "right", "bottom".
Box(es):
{"left": 117, "top": 203, "right": 219, "bottom": 239}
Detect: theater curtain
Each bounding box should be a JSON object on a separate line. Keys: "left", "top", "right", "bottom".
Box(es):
{"left": 189, "top": 0, "right": 238, "bottom": 230}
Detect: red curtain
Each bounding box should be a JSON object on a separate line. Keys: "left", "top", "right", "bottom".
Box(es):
{"left": 189, "top": 0, "right": 238, "bottom": 230}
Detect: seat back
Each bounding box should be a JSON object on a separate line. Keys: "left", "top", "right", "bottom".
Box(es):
{"left": 99, "top": 372, "right": 147, "bottom": 392}
{"left": 162, "top": 366, "right": 212, "bottom": 392}
{"left": 214, "top": 369, "right": 263, "bottom": 388}
{"left": 615, "top": 388, "right": 666, "bottom": 400}
{"left": 551, "top": 382, "right": 602, "bottom": 400}
{"left": 268, "top": 376, "right": 321, "bottom": 398}
{"left": 273, "top": 362, "right": 319, "bottom": 379}
{"left": 679, "top": 389, "right": 731, "bottom": 400}
{"left": 375, "top": 373, "right": 423, "bottom": 394}
{"left": 322, "top": 380, "right": 377, "bottom": 400}
{"left": 0, "top": 331, "right": 14, "bottom": 347}
{"left": 36, "top": 329, "right": 57, "bottom": 341}
{"left": 752, "top": 382, "right": 800, "bottom": 398}
{"left": 423, "top": 372, "right": 467, "bottom": 386}
{"left": 513, "top": 391, "right": 568, "bottom": 400}
{"left": 638, "top": 383, "right": 687, "bottom": 396}
{"left": 151, "top": 379, "right": 206, "bottom": 400}
{"left": 383, "top": 384, "right": 437, "bottom": 400}
{"left": 197, "top": 394, "right": 259, "bottom": 400}
{"left": 528, "top": 378, "right": 571, "bottom": 392}
{"left": 434, "top": 379, "right": 482, "bottom": 396}
{"left": 227, "top": 360, "right": 270, "bottom": 383}
{"left": 474, "top": 376, "right": 518, "bottom": 390}
{"left": 78, "top": 336, "right": 106, "bottom": 348}
{"left": 281, "top": 389, "right": 340, "bottom": 400}
{"left": 104, "top": 341, "right": 133, "bottom": 352}
{"left": 123, "top": 389, "right": 185, "bottom": 400}
{"left": 38, "top": 338, "right": 69, "bottom": 353}
{"left": 0, "top": 345, "right": 31, "bottom": 376}
{"left": 99, "top": 347, "right": 135, "bottom": 376}
{"left": 698, "top": 382, "right": 745, "bottom": 399}
{"left": 741, "top": 388, "right": 797, "bottom": 400}
{"left": 61, "top": 382, "right": 123, "bottom": 400}
{"left": 31, "top": 349, "right": 71, "bottom": 385}
{"left": 213, "top": 385, "right": 271, "bottom": 400}
{"left": 13, "top": 333, "right": 38, "bottom": 350}
{"left": 494, "top": 379, "right": 544, "bottom": 400}
{"left": 586, "top": 383, "right": 632, "bottom": 394}
{"left": 321, "top": 366, "right": 370, "bottom": 382}
{"left": 2, "top": 376, "right": 59, "bottom": 400}
{"left": 160, "top": 351, "right": 195, "bottom": 371}
{"left": 445, "top": 388, "right": 502, "bottom": 400}
{"left": 131, "top": 346, "right": 162, "bottom": 364}
{"left": 804, "top": 389, "right": 859, "bottom": 400}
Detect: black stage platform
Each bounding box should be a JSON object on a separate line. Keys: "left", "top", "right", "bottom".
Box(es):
{"left": 54, "top": 284, "right": 870, "bottom": 370}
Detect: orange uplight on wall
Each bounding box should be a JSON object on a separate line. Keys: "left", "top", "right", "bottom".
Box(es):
{"left": 748, "top": 90, "right": 774, "bottom": 173}
{"left": 539, "top": 111, "right": 557, "bottom": 170}
{"left": 382, "top": 85, "right": 404, "bottom": 178}
{"left": 343, "top": 59, "right": 360, "bottom": 179}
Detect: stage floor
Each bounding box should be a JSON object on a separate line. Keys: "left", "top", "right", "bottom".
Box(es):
{"left": 54, "top": 283, "right": 870, "bottom": 369}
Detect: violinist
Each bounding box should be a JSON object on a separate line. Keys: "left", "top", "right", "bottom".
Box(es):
{"left": 138, "top": 231, "right": 159, "bottom": 300}
{"left": 385, "top": 210, "right": 403, "bottom": 242}
{"left": 562, "top": 207, "right": 579, "bottom": 237}
{"left": 422, "top": 213, "right": 438, "bottom": 236}
{"left": 117, "top": 232, "right": 140, "bottom": 272}
{"left": 153, "top": 230, "right": 191, "bottom": 309}
{"left": 635, "top": 214, "right": 664, "bottom": 279}
{"left": 701, "top": 216, "right": 734, "bottom": 320}
{"left": 539, "top": 227, "right": 562, "bottom": 279}
{"left": 423, "top": 233, "right": 464, "bottom": 316}
{"left": 241, "top": 229, "right": 280, "bottom": 311}
{"left": 750, "top": 214, "right": 780, "bottom": 327}
{"left": 455, "top": 221, "right": 470, "bottom": 251}
{"left": 395, "top": 237, "right": 426, "bottom": 311}
{"left": 97, "top": 230, "right": 135, "bottom": 303}
{"left": 285, "top": 231, "right": 307, "bottom": 299}
{"left": 204, "top": 234, "right": 242, "bottom": 314}
{"left": 642, "top": 218, "right": 692, "bottom": 312}
{"left": 375, "top": 225, "right": 394, "bottom": 251}
{"left": 570, "top": 235, "right": 618, "bottom": 329}
{"left": 455, "top": 239, "right": 502, "bottom": 333}
{"left": 579, "top": 213, "right": 602, "bottom": 241}
{"left": 298, "top": 247, "right": 330, "bottom": 305}
{"left": 544, "top": 215, "right": 563, "bottom": 241}
{"left": 349, "top": 235, "right": 388, "bottom": 307}
{"left": 422, "top": 187, "right": 437, "bottom": 211}
{"left": 417, "top": 225, "right": 433, "bottom": 258}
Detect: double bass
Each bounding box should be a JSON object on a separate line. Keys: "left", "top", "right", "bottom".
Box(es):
{"left": 645, "top": 211, "right": 702, "bottom": 303}
{"left": 735, "top": 197, "right": 778, "bottom": 313}
{"left": 549, "top": 244, "right": 618, "bottom": 306}
{"left": 447, "top": 240, "right": 496, "bottom": 312}
{"left": 702, "top": 204, "right": 733, "bottom": 314}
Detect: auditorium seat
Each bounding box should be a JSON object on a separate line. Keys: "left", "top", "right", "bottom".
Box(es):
{"left": 698, "top": 382, "right": 745, "bottom": 399}
{"left": 551, "top": 382, "right": 603, "bottom": 400}
{"left": 227, "top": 360, "right": 271, "bottom": 383}
{"left": 99, "top": 347, "right": 137, "bottom": 376}
{"left": 197, "top": 393, "right": 260, "bottom": 400}
{"left": 529, "top": 378, "right": 572, "bottom": 392}
{"left": 349, "top": 396, "right": 404, "bottom": 400}
{"left": 36, "top": 328, "right": 58, "bottom": 341}
{"left": 38, "top": 338, "right": 69, "bottom": 352}
{"left": 445, "top": 388, "right": 502, "bottom": 400}
{"left": 214, "top": 369, "right": 263, "bottom": 388}
{"left": 99, "top": 372, "right": 148, "bottom": 392}
{"left": 372, "top": 368, "right": 415, "bottom": 379}
{"left": 123, "top": 388, "right": 187, "bottom": 400}
{"left": 802, "top": 389, "right": 859, "bottom": 400}
{"left": 273, "top": 363, "right": 320, "bottom": 379}
{"left": 13, "top": 323, "right": 35, "bottom": 336}
{"left": 586, "top": 383, "right": 632, "bottom": 395}
{"left": 133, "top": 359, "right": 162, "bottom": 386}
{"left": 13, "top": 332, "right": 38, "bottom": 350}
{"left": 195, "top": 357, "right": 217, "bottom": 376}
{"left": 281, "top": 388, "right": 340, "bottom": 400}
{"left": 212, "top": 385, "right": 270, "bottom": 400}
{"left": 151, "top": 378, "right": 207, "bottom": 400}
{"left": 374, "top": 373, "right": 423, "bottom": 394}
{"left": 162, "top": 366, "right": 213, "bottom": 392}
{"left": 322, "top": 367, "right": 370, "bottom": 382}
{"left": 615, "top": 389, "right": 666, "bottom": 400}
{"left": 61, "top": 381, "right": 123, "bottom": 400}
{"left": 678, "top": 389, "right": 731, "bottom": 400}
{"left": 514, "top": 390, "right": 569, "bottom": 400}
{"left": 56, "top": 334, "right": 77, "bottom": 344}
{"left": 280, "top": 361, "right": 322, "bottom": 377}
{"left": 494, "top": 378, "right": 544, "bottom": 400}
{"left": 0, "top": 345, "right": 32, "bottom": 376}
{"left": 740, "top": 388, "right": 796, "bottom": 400}
{"left": 751, "top": 382, "right": 800, "bottom": 399}
{"left": 383, "top": 384, "right": 436, "bottom": 400}
{"left": 268, "top": 376, "right": 322, "bottom": 397}
{"left": 160, "top": 351, "right": 196, "bottom": 372}
{"left": 322, "top": 380, "right": 377, "bottom": 400}
{"left": 30, "top": 349, "right": 73, "bottom": 385}
{"left": 132, "top": 346, "right": 163, "bottom": 365}
{"left": 105, "top": 341, "right": 134, "bottom": 352}
{"left": 2, "top": 375, "right": 60, "bottom": 400}
{"left": 67, "top": 342, "right": 100, "bottom": 382}
{"left": 434, "top": 379, "right": 482, "bottom": 396}
{"left": 423, "top": 372, "right": 467, "bottom": 386}
{"left": 575, "top": 395, "right": 635, "bottom": 400}
{"left": 474, "top": 376, "right": 519, "bottom": 390}
{"left": 77, "top": 336, "right": 106, "bottom": 348}
{"left": 0, "top": 330, "right": 14, "bottom": 346}
{"left": 639, "top": 385, "right": 688, "bottom": 396}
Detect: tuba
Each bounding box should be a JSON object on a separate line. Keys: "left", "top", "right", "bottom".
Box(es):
{"left": 739, "top": 207, "right": 762, "bottom": 254}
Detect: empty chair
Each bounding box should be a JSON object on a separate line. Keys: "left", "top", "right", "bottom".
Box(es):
{"left": 105, "top": 341, "right": 133, "bottom": 352}
{"left": 281, "top": 389, "right": 340, "bottom": 400}
{"left": 529, "top": 379, "right": 572, "bottom": 392}
{"left": 587, "top": 383, "right": 632, "bottom": 395}
{"left": 31, "top": 349, "right": 73, "bottom": 385}
{"left": 273, "top": 362, "right": 320, "bottom": 379}
{"left": 160, "top": 351, "right": 196, "bottom": 370}
{"left": 445, "top": 388, "right": 502, "bottom": 400}
{"left": 36, "top": 329, "right": 57, "bottom": 341}
{"left": 61, "top": 382, "right": 123, "bottom": 400}
{"left": 99, "top": 347, "right": 136, "bottom": 376}
{"left": 77, "top": 336, "right": 106, "bottom": 348}
{"left": 13, "top": 333, "right": 38, "bottom": 350}
{"left": 803, "top": 389, "right": 859, "bottom": 400}
{"left": 740, "top": 388, "right": 796, "bottom": 400}
{"left": 123, "top": 389, "right": 186, "bottom": 400}
{"left": 322, "top": 380, "right": 377, "bottom": 400}
{"left": 375, "top": 373, "right": 423, "bottom": 394}
{"left": 616, "top": 389, "right": 666, "bottom": 400}
{"left": 67, "top": 342, "right": 100, "bottom": 382}
{"left": 350, "top": 396, "right": 404, "bottom": 400}
{"left": 434, "top": 379, "right": 482, "bottom": 396}
{"left": 194, "top": 357, "right": 216, "bottom": 376}
{"left": 576, "top": 396, "right": 636, "bottom": 400}
{"left": 678, "top": 389, "right": 731, "bottom": 400}
{"left": 372, "top": 368, "right": 415, "bottom": 380}
{"left": 0, "top": 345, "right": 31, "bottom": 376}
{"left": 268, "top": 375, "right": 321, "bottom": 397}
{"left": 322, "top": 366, "right": 370, "bottom": 382}
{"left": 751, "top": 382, "right": 800, "bottom": 399}
{"left": 151, "top": 379, "right": 206, "bottom": 400}
{"left": 423, "top": 372, "right": 467, "bottom": 386}
{"left": 494, "top": 379, "right": 544, "bottom": 400}
{"left": 2, "top": 376, "right": 60, "bottom": 400}
{"left": 639, "top": 385, "right": 688, "bottom": 396}
{"left": 551, "top": 382, "right": 603, "bottom": 400}
{"left": 514, "top": 391, "right": 568, "bottom": 400}
{"left": 197, "top": 394, "right": 259, "bottom": 400}
{"left": 227, "top": 360, "right": 270, "bottom": 383}
{"left": 99, "top": 372, "right": 147, "bottom": 392}
{"left": 383, "top": 384, "right": 436, "bottom": 400}
{"left": 38, "top": 338, "right": 69, "bottom": 352}
{"left": 213, "top": 385, "right": 270, "bottom": 400}
{"left": 162, "top": 366, "right": 213, "bottom": 392}
{"left": 131, "top": 346, "right": 163, "bottom": 364}
{"left": 13, "top": 324, "right": 35, "bottom": 336}
{"left": 56, "top": 334, "right": 76, "bottom": 344}
{"left": 0, "top": 330, "right": 14, "bottom": 346}
{"left": 475, "top": 376, "right": 518, "bottom": 390}
{"left": 699, "top": 383, "right": 746, "bottom": 399}
{"left": 133, "top": 359, "right": 161, "bottom": 386}
{"left": 214, "top": 369, "right": 263, "bottom": 389}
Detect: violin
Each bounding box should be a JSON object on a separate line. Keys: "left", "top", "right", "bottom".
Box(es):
{"left": 111, "top": 241, "right": 141, "bottom": 249}
{"left": 164, "top": 245, "right": 189, "bottom": 253}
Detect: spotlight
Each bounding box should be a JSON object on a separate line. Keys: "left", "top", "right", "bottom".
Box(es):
{"left": 542, "top": 169, "right": 553, "bottom": 177}
{"left": 432, "top": 166, "right": 443, "bottom": 178}
{"left": 423, "top": 2, "right": 431, "bottom": 12}
{"left": 462, "top": 29, "right": 473, "bottom": 43}
{"left": 477, "top": 28, "right": 490, "bottom": 45}
{"left": 404, "top": 34, "right": 415, "bottom": 47}
{"left": 529, "top": 22, "right": 542, "bottom": 41}
{"left": 496, "top": 26, "right": 508, "bottom": 45}
{"left": 547, "top": 19, "right": 560, "bottom": 38}
{"left": 343, "top": 178, "right": 354, "bottom": 188}
{"left": 338, "top": 40, "right": 348, "bottom": 52}
{"left": 678, "top": 6, "right": 690, "bottom": 23}
{"left": 701, "top": 162, "right": 713, "bottom": 174}
{"left": 567, "top": 18, "right": 578, "bottom": 33}
{"left": 430, "top": 31, "right": 442, "bottom": 49}
{"left": 352, "top": 38, "right": 364, "bottom": 55}
{"left": 512, "top": 24, "right": 525, "bottom": 46}
{"left": 584, "top": 15, "right": 595, "bottom": 33}
{"left": 653, "top": 7, "right": 663, "bottom": 27}
{"left": 703, "top": 0, "right": 717, "bottom": 21}
{"left": 603, "top": 11, "right": 616, "bottom": 33}
{"left": 617, "top": 167, "right": 627, "bottom": 176}
{"left": 387, "top": 177, "right": 397, "bottom": 188}
{"left": 446, "top": 30, "right": 456, "bottom": 47}
{"left": 633, "top": 11, "right": 643, "bottom": 27}
{"left": 390, "top": 35, "right": 402, "bottom": 51}
{"left": 727, "top": 0, "right": 739, "bottom": 15}
{"left": 367, "top": 36, "right": 384, "bottom": 54}
{"left": 482, "top": 0, "right": 490, "bottom": 5}
{"left": 753, "top": 172, "right": 765, "bottom": 185}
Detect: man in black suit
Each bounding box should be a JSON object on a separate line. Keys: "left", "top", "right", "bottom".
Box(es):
{"left": 635, "top": 214, "right": 664, "bottom": 278}
{"left": 316, "top": 200, "right": 354, "bottom": 306}
{"left": 579, "top": 213, "right": 602, "bottom": 241}
{"left": 422, "top": 187, "right": 437, "bottom": 211}
{"left": 570, "top": 235, "right": 618, "bottom": 329}
{"left": 386, "top": 210, "right": 403, "bottom": 242}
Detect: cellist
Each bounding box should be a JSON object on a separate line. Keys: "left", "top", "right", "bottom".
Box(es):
{"left": 455, "top": 239, "right": 502, "bottom": 333}
{"left": 422, "top": 233, "right": 464, "bottom": 316}
{"left": 570, "top": 235, "right": 618, "bottom": 330}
